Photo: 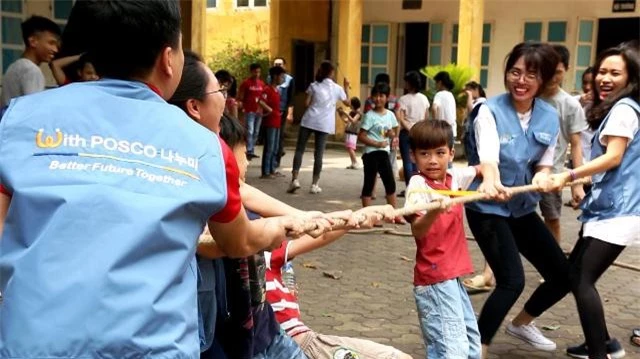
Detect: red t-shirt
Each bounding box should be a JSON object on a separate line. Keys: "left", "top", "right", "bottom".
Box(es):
{"left": 209, "top": 139, "right": 242, "bottom": 223}
{"left": 411, "top": 173, "right": 473, "bottom": 286}
{"left": 264, "top": 241, "right": 311, "bottom": 337}
{"left": 261, "top": 86, "right": 282, "bottom": 128}
{"left": 239, "top": 77, "right": 266, "bottom": 113}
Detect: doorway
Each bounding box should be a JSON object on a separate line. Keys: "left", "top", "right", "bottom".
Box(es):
{"left": 403, "top": 22, "right": 429, "bottom": 91}
{"left": 596, "top": 17, "right": 639, "bottom": 55}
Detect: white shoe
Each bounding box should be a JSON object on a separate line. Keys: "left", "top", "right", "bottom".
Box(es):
{"left": 309, "top": 184, "right": 322, "bottom": 194}
{"left": 506, "top": 321, "right": 556, "bottom": 351}
{"left": 287, "top": 179, "right": 301, "bottom": 193}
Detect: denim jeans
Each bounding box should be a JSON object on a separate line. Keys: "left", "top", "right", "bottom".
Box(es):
{"left": 246, "top": 112, "right": 262, "bottom": 155}
{"left": 252, "top": 330, "right": 308, "bottom": 359}
{"left": 399, "top": 129, "right": 416, "bottom": 185}
{"left": 292, "top": 126, "right": 329, "bottom": 183}
{"left": 414, "top": 278, "right": 481, "bottom": 359}
{"left": 262, "top": 127, "right": 280, "bottom": 176}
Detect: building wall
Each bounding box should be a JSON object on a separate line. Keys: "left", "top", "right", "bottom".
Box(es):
{"left": 363, "top": 0, "right": 640, "bottom": 96}
{"left": 204, "top": 0, "right": 271, "bottom": 59}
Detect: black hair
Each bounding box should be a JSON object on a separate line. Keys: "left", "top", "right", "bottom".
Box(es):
{"left": 63, "top": 0, "right": 181, "bottom": 80}
{"left": 219, "top": 113, "right": 247, "bottom": 148}
{"left": 21, "top": 16, "right": 61, "bottom": 46}
{"left": 404, "top": 71, "right": 422, "bottom": 93}
{"left": 268, "top": 65, "right": 285, "bottom": 80}
{"left": 552, "top": 44, "right": 571, "bottom": 69}
{"left": 315, "top": 60, "right": 335, "bottom": 82}
{"left": 215, "top": 69, "right": 233, "bottom": 85}
{"left": 77, "top": 52, "right": 94, "bottom": 69}
{"left": 250, "top": 63, "right": 261, "bottom": 71}
{"left": 350, "top": 97, "right": 361, "bottom": 110}
{"left": 503, "top": 42, "right": 559, "bottom": 96}
{"left": 587, "top": 42, "right": 640, "bottom": 130}
{"left": 227, "top": 75, "right": 238, "bottom": 98}
{"left": 434, "top": 71, "right": 454, "bottom": 91}
{"left": 409, "top": 119, "right": 454, "bottom": 150}
{"left": 374, "top": 73, "right": 391, "bottom": 85}
{"left": 464, "top": 80, "right": 486, "bottom": 98}
{"left": 582, "top": 66, "right": 594, "bottom": 82}
{"left": 168, "top": 50, "right": 208, "bottom": 113}
{"left": 370, "top": 82, "right": 391, "bottom": 97}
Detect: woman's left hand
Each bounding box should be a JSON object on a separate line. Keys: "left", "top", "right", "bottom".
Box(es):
{"left": 532, "top": 172, "right": 553, "bottom": 192}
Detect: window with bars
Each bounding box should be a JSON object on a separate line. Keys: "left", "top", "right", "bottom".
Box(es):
{"left": 207, "top": 0, "right": 217, "bottom": 8}
{"left": 236, "top": 0, "right": 267, "bottom": 8}
{"left": 1, "top": 0, "right": 24, "bottom": 75}
{"left": 428, "top": 23, "right": 443, "bottom": 66}
{"left": 360, "top": 24, "right": 390, "bottom": 86}
{"left": 574, "top": 19, "right": 595, "bottom": 91}
{"left": 523, "top": 20, "right": 567, "bottom": 44}
{"left": 450, "top": 23, "right": 492, "bottom": 88}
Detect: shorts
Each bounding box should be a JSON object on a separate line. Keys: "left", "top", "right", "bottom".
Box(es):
{"left": 345, "top": 133, "right": 357, "bottom": 150}
{"left": 539, "top": 191, "right": 562, "bottom": 220}
{"left": 296, "top": 330, "right": 409, "bottom": 359}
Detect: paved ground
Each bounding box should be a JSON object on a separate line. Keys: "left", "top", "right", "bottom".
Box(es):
{"left": 247, "top": 145, "right": 640, "bottom": 359}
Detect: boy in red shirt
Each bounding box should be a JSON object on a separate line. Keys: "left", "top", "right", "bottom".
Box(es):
{"left": 258, "top": 66, "right": 285, "bottom": 178}
{"left": 239, "top": 63, "right": 266, "bottom": 159}
{"left": 404, "top": 120, "right": 484, "bottom": 359}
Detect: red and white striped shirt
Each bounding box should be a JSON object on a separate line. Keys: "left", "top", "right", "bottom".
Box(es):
{"left": 264, "top": 241, "right": 311, "bottom": 337}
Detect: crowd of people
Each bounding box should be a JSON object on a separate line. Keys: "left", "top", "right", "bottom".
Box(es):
{"left": 0, "top": 1, "right": 638, "bottom": 359}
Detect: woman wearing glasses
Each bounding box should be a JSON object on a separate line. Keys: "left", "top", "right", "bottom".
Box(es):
{"left": 464, "top": 42, "right": 571, "bottom": 358}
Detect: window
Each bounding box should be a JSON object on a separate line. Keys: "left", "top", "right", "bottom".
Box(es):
{"left": 451, "top": 23, "right": 492, "bottom": 88}
{"left": 236, "top": 0, "right": 267, "bottom": 8}
{"left": 1, "top": 0, "right": 24, "bottom": 75}
{"left": 428, "top": 23, "right": 443, "bottom": 66}
{"left": 207, "top": 0, "right": 217, "bottom": 8}
{"left": 574, "top": 19, "right": 596, "bottom": 91}
{"left": 523, "top": 20, "right": 567, "bottom": 44}
{"left": 360, "top": 24, "right": 389, "bottom": 85}
{"left": 52, "top": 0, "right": 73, "bottom": 22}
{"left": 402, "top": 0, "right": 422, "bottom": 10}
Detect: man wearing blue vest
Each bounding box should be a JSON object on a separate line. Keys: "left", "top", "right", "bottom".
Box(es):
{"left": 0, "top": 1, "right": 298, "bottom": 358}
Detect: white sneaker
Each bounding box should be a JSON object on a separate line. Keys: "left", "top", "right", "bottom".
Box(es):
{"left": 506, "top": 321, "right": 556, "bottom": 351}
{"left": 287, "top": 179, "right": 301, "bottom": 193}
{"left": 309, "top": 184, "right": 322, "bottom": 194}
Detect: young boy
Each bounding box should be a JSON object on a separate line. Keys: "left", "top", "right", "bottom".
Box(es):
{"left": 259, "top": 66, "right": 286, "bottom": 178}
{"left": 50, "top": 52, "right": 99, "bottom": 85}
{"left": 1, "top": 15, "right": 60, "bottom": 106}
{"left": 358, "top": 83, "right": 404, "bottom": 223}
{"left": 239, "top": 63, "right": 266, "bottom": 159}
{"left": 404, "top": 120, "right": 482, "bottom": 359}
{"left": 338, "top": 97, "right": 362, "bottom": 169}
{"left": 264, "top": 221, "right": 413, "bottom": 359}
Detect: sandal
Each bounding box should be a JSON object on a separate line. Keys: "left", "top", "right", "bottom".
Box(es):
{"left": 463, "top": 274, "right": 493, "bottom": 294}
{"left": 631, "top": 328, "right": 640, "bottom": 347}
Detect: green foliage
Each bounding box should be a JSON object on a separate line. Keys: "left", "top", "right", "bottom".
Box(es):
{"left": 420, "top": 63, "right": 474, "bottom": 109}
{"left": 207, "top": 42, "right": 271, "bottom": 82}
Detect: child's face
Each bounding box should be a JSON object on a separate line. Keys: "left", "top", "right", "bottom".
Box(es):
{"left": 372, "top": 92, "right": 387, "bottom": 109}
{"left": 78, "top": 63, "right": 99, "bottom": 81}
{"left": 411, "top": 145, "right": 454, "bottom": 181}
{"left": 232, "top": 143, "right": 249, "bottom": 182}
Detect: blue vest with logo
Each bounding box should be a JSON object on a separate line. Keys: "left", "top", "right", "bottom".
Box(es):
{"left": 278, "top": 73, "right": 293, "bottom": 111}
{"left": 466, "top": 93, "right": 559, "bottom": 218}
{"left": 0, "top": 79, "right": 230, "bottom": 358}
{"left": 580, "top": 97, "right": 640, "bottom": 222}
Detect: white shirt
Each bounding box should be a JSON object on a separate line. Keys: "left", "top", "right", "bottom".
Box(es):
{"left": 1, "top": 58, "right": 46, "bottom": 107}
{"left": 405, "top": 167, "right": 477, "bottom": 216}
{"left": 398, "top": 92, "right": 430, "bottom": 129}
{"left": 300, "top": 78, "right": 347, "bottom": 134}
{"left": 473, "top": 104, "right": 557, "bottom": 166}
{"left": 583, "top": 103, "right": 640, "bottom": 247}
{"left": 433, "top": 90, "right": 457, "bottom": 137}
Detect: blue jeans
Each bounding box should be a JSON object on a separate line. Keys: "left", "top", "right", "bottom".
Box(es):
{"left": 414, "top": 278, "right": 481, "bottom": 359}
{"left": 252, "top": 330, "right": 308, "bottom": 359}
{"left": 246, "top": 112, "right": 262, "bottom": 155}
{"left": 399, "top": 129, "right": 416, "bottom": 185}
{"left": 261, "top": 127, "right": 280, "bottom": 176}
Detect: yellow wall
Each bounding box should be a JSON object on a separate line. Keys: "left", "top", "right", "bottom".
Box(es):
{"left": 205, "top": 0, "right": 271, "bottom": 59}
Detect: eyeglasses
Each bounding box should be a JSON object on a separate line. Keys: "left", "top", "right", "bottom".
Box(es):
{"left": 507, "top": 69, "right": 539, "bottom": 84}
{"left": 204, "top": 85, "right": 227, "bottom": 96}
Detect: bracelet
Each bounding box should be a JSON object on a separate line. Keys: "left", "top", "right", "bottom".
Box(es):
{"left": 568, "top": 169, "right": 577, "bottom": 181}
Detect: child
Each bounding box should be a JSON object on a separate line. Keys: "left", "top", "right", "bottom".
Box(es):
{"left": 358, "top": 83, "right": 404, "bottom": 223}
{"left": 259, "top": 66, "right": 286, "bottom": 179}
{"left": 50, "top": 53, "right": 99, "bottom": 85}
{"left": 404, "top": 119, "right": 482, "bottom": 359}
{"left": 264, "top": 215, "right": 412, "bottom": 359}
{"left": 339, "top": 97, "right": 362, "bottom": 169}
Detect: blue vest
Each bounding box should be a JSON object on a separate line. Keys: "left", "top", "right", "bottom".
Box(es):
{"left": 0, "top": 79, "right": 230, "bottom": 358}
{"left": 580, "top": 97, "right": 640, "bottom": 222}
{"left": 466, "top": 93, "right": 559, "bottom": 218}
{"left": 278, "top": 73, "right": 293, "bottom": 111}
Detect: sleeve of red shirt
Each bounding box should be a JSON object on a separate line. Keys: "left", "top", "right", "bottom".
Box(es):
{"left": 209, "top": 139, "right": 242, "bottom": 223}
{"left": 0, "top": 184, "right": 11, "bottom": 196}
{"left": 269, "top": 240, "right": 289, "bottom": 270}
